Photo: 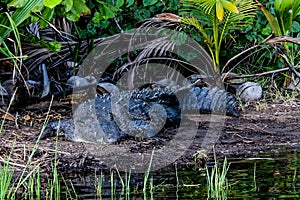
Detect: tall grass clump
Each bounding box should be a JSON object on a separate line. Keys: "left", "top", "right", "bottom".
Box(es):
{"left": 143, "top": 149, "right": 155, "bottom": 193}
{"left": 0, "top": 153, "right": 14, "bottom": 199}
{"left": 206, "top": 153, "right": 230, "bottom": 199}
{"left": 95, "top": 150, "right": 155, "bottom": 199}
{"left": 46, "top": 128, "right": 61, "bottom": 200}
{"left": 0, "top": 90, "right": 17, "bottom": 199}
{"left": 96, "top": 169, "right": 132, "bottom": 200}
{"left": 0, "top": 97, "right": 77, "bottom": 199}
{"left": 96, "top": 172, "right": 103, "bottom": 199}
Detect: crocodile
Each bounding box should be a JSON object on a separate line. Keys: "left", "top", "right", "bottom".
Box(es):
{"left": 40, "top": 82, "right": 239, "bottom": 143}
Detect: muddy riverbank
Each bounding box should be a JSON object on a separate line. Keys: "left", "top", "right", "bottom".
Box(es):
{"left": 0, "top": 100, "right": 299, "bottom": 173}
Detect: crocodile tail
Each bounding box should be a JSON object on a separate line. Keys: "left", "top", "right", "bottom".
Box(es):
{"left": 181, "top": 86, "right": 239, "bottom": 117}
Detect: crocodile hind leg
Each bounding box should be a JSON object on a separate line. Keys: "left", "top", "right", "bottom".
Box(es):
{"left": 111, "top": 95, "right": 168, "bottom": 138}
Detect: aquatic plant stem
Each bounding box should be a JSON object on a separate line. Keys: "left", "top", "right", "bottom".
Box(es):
{"left": 0, "top": 88, "right": 17, "bottom": 133}
{"left": 143, "top": 149, "right": 155, "bottom": 194}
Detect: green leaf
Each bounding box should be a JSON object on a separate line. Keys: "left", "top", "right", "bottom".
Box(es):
{"left": 13, "top": 0, "right": 44, "bottom": 26}
{"left": 67, "top": 0, "right": 90, "bottom": 21}
{"left": 101, "top": 20, "right": 110, "bottom": 29}
{"left": 143, "top": 0, "right": 158, "bottom": 7}
{"left": 62, "top": 0, "right": 73, "bottom": 12}
{"left": 87, "top": 22, "right": 97, "bottom": 35}
{"left": 31, "top": 0, "right": 44, "bottom": 12}
{"left": 292, "top": 21, "right": 300, "bottom": 32}
{"left": 66, "top": 0, "right": 90, "bottom": 22}
{"left": 99, "top": 4, "right": 116, "bottom": 20}
{"left": 221, "top": 0, "right": 239, "bottom": 14}
{"left": 8, "top": 0, "right": 27, "bottom": 8}
{"left": 258, "top": 2, "right": 282, "bottom": 36}
{"left": 66, "top": 12, "right": 80, "bottom": 21}
{"left": 126, "top": 0, "right": 134, "bottom": 7}
{"left": 274, "top": 0, "right": 282, "bottom": 13}
{"left": 40, "top": 7, "right": 54, "bottom": 28}
{"left": 181, "top": 16, "right": 212, "bottom": 46}
{"left": 293, "top": 0, "right": 300, "bottom": 18}
{"left": 44, "top": 0, "right": 63, "bottom": 9}
{"left": 216, "top": 1, "right": 224, "bottom": 21}
{"left": 73, "top": 0, "right": 90, "bottom": 14}
{"left": 92, "top": 12, "right": 103, "bottom": 23}
{"left": 134, "top": 8, "right": 151, "bottom": 21}
{"left": 275, "top": 0, "right": 292, "bottom": 16}
{"left": 115, "top": 0, "right": 124, "bottom": 8}
{"left": 43, "top": 40, "right": 62, "bottom": 52}
{"left": 261, "top": 24, "right": 272, "bottom": 35}
{"left": 274, "top": 0, "right": 293, "bottom": 35}
{"left": 1, "top": 0, "right": 44, "bottom": 40}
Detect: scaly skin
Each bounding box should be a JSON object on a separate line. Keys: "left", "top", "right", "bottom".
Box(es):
{"left": 40, "top": 83, "right": 238, "bottom": 143}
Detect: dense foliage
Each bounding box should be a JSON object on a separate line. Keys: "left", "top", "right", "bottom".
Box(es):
{"left": 0, "top": 0, "right": 299, "bottom": 87}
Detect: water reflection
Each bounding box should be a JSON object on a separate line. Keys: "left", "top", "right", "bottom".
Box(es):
{"left": 63, "top": 150, "right": 299, "bottom": 199}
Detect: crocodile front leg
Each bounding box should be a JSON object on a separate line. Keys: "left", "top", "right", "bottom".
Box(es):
{"left": 112, "top": 98, "right": 168, "bottom": 138}
{"left": 38, "top": 119, "right": 75, "bottom": 140}
{"left": 41, "top": 94, "right": 124, "bottom": 143}
{"left": 70, "top": 95, "right": 124, "bottom": 143}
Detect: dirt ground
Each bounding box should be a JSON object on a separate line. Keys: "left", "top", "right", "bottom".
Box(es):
{"left": 0, "top": 99, "right": 299, "bottom": 173}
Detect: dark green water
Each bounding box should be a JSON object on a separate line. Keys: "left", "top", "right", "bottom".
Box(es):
{"left": 65, "top": 150, "right": 299, "bottom": 199}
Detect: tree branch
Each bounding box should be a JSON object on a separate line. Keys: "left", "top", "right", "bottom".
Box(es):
{"left": 223, "top": 67, "right": 289, "bottom": 81}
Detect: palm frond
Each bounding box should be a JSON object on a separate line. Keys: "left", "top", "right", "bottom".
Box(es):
{"left": 181, "top": 16, "right": 213, "bottom": 47}
{"left": 293, "top": 0, "right": 300, "bottom": 18}
{"left": 225, "top": 0, "right": 257, "bottom": 23}
{"left": 190, "top": 0, "right": 216, "bottom": 14}
{"left": 180, "top": 0, "right": 216, "bottom": 16}
{"left": 220, "top": 0, "right": 257, "bottom": 32}
{"left": 179, "top": 0, "right": 258, "bottom": 69}
{"left": 181, "top": 0, "right": 257, "bottom": 32}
